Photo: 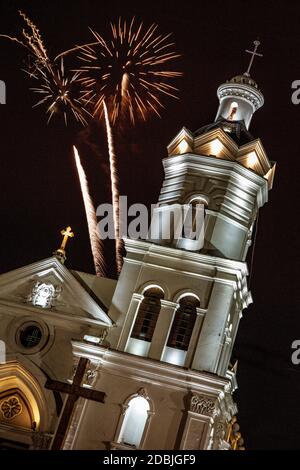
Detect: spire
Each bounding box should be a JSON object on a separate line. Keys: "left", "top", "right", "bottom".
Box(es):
{"left": 53, "top": 226, "right": 75, "bottom": 264}
{"left": 244, "top": 40, "right": 263, "bottom": 77}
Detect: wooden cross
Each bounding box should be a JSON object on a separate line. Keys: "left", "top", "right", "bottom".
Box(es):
{"left": 245, "top": 40, "right": 263, "bottom": 76}
{"left": 60, "top": 226, "right": 74, "bottom": 252}
{"left": 45, "top": 357, "right": 105, "bottom": 450}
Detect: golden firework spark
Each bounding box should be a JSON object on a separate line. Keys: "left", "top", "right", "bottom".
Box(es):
{"left": 74, "top": 146, "right": 106, "bottom": 277}
{"left": 29, "top": 60, "right": 89, "bottom": 126}
{"left": 0, "top": 10, "right": 49, "bottom": 66}
{"left": 1, "top": 11, "right": 86, "bottom": 125}
{"left": 74, "top": 17, "right": 182, "bottom": 124}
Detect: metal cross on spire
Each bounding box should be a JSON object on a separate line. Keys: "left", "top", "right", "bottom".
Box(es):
{"left": 60, "top": 226, "right": 74, "bottom": 251}
{"left": 244, "top": 40, "right": 263, "bottom": 76}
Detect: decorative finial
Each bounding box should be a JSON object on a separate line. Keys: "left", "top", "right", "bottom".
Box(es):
{"left": 53, "top": 226, "right": 75, "bottom": 264}
{"left": 231, "top": 360, "right": 238, "bottom": 374}
{"left": 244, "top": 40, "right": 263, "bottom": 76}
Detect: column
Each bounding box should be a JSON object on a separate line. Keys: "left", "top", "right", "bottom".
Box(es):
{"left": 116, "top": 294, "right": 141, "bottom": 351}
{"left": 184, "top": 311, "right": 205, "bottom": 368}
{"left": 148, "top": 301, "right": 176, "bottom": 360}
{"left": 179, "top": 393, "right": 217, "bottom": 450}
{"left": 192, "top": 282, "right": 234, "bottom": 373}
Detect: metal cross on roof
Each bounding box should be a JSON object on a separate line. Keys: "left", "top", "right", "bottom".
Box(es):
{"left": 245, "top": 40, "right": 263, "bottom": 76}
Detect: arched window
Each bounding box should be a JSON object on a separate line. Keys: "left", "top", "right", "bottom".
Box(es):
{"left": 167, "top": 295, "right": 200, "bottom": 350}
{"left": 131, "top": 287, "right": 164, "bottom": 342}
{"left": 118, "top": 396, "right": 150, "bottom": 448}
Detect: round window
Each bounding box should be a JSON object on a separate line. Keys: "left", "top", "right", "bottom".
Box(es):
{"left": 19, "top": 325, "right": 42, "bottom": 348}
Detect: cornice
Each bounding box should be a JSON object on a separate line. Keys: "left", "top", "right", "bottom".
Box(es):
{"left": 162, "top": 153, "right": 269, "bottom": 206}
{"left": 0, "top": 300, "right": 109, "bottom": 328}
{"left": 124, "top": 237, "right": 248, "bottom": 276}
{"left": 72, "top": 341, "right": 231, "bottom": 396}
{"left": 217, "top": 82, "right": 264, "bottom": 110}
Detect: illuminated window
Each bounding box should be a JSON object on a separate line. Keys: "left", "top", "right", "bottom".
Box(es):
{"left": 118, "top": 396, "right": 150, "bottom": 448}
{"left": 131, "top": 287, "right": 164, "bottom": 342}
{"left": 167, "top": 295, "right": 199, "bottom": 350}
{"left": 227, "top": 101, "right": 238, "bottom": 120}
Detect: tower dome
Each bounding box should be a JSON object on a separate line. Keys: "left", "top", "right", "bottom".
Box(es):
{"left": 215, "top": 41, "right": 264, "bottom": 130}
{"left": 229, "top": 74, "right": 259, "bottom": 88}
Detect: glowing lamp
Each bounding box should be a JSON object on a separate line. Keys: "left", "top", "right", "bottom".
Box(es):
{"left": 178, "top": 139, "right": 189, "bottom": 154}
{"left": 210, "top": 138, "right": 223, "bottom": 156}
{"left": 247, "top": 152, "right": 258, "bottom": 168}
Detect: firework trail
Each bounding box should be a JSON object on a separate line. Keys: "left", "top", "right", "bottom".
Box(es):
{"left": 73, "top": 146, "right": 106, "bottom": 277}
{"left": 74, "top": 17, "right": 182, "bottom": 124}
{"left": 0, "top": 10, "right": 49, "bottom": 65}
{"left": 103, "top": 101, "right": 123, "bottom": 273}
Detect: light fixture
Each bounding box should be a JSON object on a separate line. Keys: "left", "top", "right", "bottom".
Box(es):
{"left": 178, "top": 139, "right": 189, "bottom": 154}
{"left": 209, "top": 138, "right": 223, "bottom": 156}
{"left": 247, "top": 151, "right": 258, "bottom": 167}
{"left": 83, "top": 335, "right": 101, "bottom": 344}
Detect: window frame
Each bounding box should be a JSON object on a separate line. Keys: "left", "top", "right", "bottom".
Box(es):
{"left": 130, "top": 287, "right": 164, "bottom": 342}
{"left": 112, "top": 389, "right": 154, "bottom": 450}
{"left": 166, "top": 295, "right": 200, "bottom": 351}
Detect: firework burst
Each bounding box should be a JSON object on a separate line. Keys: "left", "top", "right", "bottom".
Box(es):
{"left": 1, "top": 11, "right": 86, "bottom": 125}
{"left": 29, "top": 60, "right": 89, "bottom": 126}
{"left": 74, "top": 17, "right": 182, "bottom": 124}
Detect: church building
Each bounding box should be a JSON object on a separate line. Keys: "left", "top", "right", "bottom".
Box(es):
{"left": 0, "top": 44, "right": 275, "bottom": 450}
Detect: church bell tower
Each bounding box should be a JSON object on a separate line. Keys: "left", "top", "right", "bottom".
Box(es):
{"left": 65, "top": 41, "right": 276, "bottom": 451}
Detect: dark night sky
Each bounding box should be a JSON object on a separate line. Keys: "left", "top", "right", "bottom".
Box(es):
{"left": 0, "top": 0, "right": 300, "bottom": 449}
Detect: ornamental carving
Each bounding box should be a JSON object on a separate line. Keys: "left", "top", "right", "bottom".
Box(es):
{"left": 137, "top": 388, "right": 149, "bottom": 399}
{"left": 85, "top": 368, "right": 97, "bottom": 386}
{"left": 72, "top": 359, "right": 99, "bottom": 386}
{"left": 27, "top": 281, "right": 62, "bottom": 309}
{"left": 190, "top": 394, "right": 216, "bottom": 416}
{"left": 226, "top": 416, "right": 245, "bottom": 450}
{"left": 218, "top": 87, "right": 262, "bottom": 109}
{"left": 215, "top": 420, "right": 226, "bottom": 440}
{"left": 0, "top": 396, "right": 22, "bottom": 419}
{"left": 224, "top": 394, "right": 238, "bottom": 419}
{"left": 99, "top": 328, "right": 109, "bottom": 344}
